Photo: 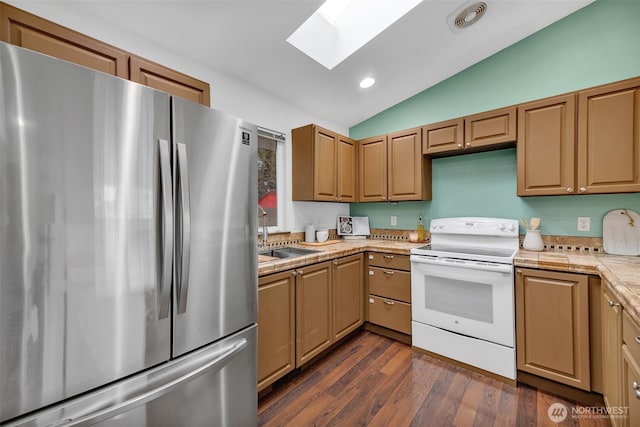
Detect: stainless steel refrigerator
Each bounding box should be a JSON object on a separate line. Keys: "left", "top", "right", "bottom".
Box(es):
{"left": 0, "top": 42, "right": 258, "bottom": 426}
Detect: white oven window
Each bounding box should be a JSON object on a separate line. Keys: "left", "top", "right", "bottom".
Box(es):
{"left": 424, "top": 276, "right": 493, "bottom": 323}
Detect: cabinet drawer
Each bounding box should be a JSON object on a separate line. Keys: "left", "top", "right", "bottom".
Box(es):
{"left": 367, "top": 252, "right": 410, "bottom": 271}
{"left": 368, "top": 267, "right": 410, "bottom": 303}
{"left": 623, "top": 312, "right": 640, "bottom": 363}
{"left": 368, "top": 295, "right": 411, "bottom": 335}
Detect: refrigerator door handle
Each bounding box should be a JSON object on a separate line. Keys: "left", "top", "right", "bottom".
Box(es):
{"left": 176, "top": 142, "right": 191, "bottom": 314}
{"left": 57, "top": 338, "right": 248, "bottom": 427}
{"left": 158, "top": 139, "right": 173, "bottom": 320}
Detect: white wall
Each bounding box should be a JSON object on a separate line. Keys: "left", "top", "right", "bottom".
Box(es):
{"left": 9, "top": 1, "right": 349, "bottom": 232}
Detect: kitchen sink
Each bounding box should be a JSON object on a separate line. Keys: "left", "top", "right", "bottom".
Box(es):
{"left": 259, "top": 246, "right": 320, "bottom": 260}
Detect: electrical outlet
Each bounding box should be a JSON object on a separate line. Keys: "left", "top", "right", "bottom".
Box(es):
{"left": 577, "top": 217, "right": 590, "bottom": 231}
{"left": 390, "top": 216, "right": 397, "bottom": 226}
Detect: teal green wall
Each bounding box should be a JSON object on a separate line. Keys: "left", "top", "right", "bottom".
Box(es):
{"left": 349, "top": 0, "right": 640, "bottom": 237}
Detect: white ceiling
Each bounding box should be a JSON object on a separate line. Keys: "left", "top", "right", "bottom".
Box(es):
{"left": 38, "top": 0, "right": 594, "bottom": 129}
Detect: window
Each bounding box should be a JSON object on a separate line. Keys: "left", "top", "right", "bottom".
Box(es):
{"left": 257, "top": 128, "right": 284, "bottom": 229}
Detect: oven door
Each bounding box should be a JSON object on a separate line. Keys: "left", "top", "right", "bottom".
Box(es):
{"left": 410, "top": 255, "right": 514, "bottom": 347}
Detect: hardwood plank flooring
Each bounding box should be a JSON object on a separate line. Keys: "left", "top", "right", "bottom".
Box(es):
{"left": 258, "top": 331, "right": 612, "bottom": 427}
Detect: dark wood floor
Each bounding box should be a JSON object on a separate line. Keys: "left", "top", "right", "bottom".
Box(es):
{"left": 258, "top": 331, "right": 612, "bottom": 427}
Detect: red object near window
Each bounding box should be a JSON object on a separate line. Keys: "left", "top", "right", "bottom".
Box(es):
{"left": 258, "top": 190, "right": 277, "bottom": 208}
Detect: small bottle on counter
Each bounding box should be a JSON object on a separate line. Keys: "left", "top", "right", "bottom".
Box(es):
{"left": 417, "top": 215, "right": 425, "bottom": 242}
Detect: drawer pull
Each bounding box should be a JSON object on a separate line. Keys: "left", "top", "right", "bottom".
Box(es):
{"left": 636, "top": 390, "right": 640, "bottom": 400}
{"left": 608, "top": 300, "right": 620, "bottom": 307}
{"left": 635, "top": 336, "right": 640, "bottom": 345}
{"left": 383, "top": 271, "right": 395, "bottom": 276}
{"left": 633, "top": 381, "right": 640, "bottom": 391}
{"left": 383, "top": 300, "right": 395, "bottom": 306}
{"left": 383, "top": 255, "right": 395, "bottom": 260}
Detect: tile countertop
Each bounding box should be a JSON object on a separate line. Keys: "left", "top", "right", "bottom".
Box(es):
{"left": 514, "top": 250, "right": 640, "bottom": 327}
{"left": 257, "top": 239, "right": 425, "bottom": 277}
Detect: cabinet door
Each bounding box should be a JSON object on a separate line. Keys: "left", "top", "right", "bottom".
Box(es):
{"left": 602, "top": 287, "right": 622, "bottom": 422}
{"left": 130, "top": 56, "right": 210, "bottom": 106}
{"left": 258, "top": 270, "right": 295, "bottom": 391}
{"left": 465, "top": 106, "right": 517, "bottom": 148}
{"left": 358, "top": 135, "right": 388, "bottom": 202}
{"left": 0, "top": 3, "right": 128, "bottom": 78}
{"left": 311, "top": 127, "right": 338, "bottom": 201}
{"left": 517, "top": 94, "right": 577, "bottom": 196}
{"left": 622, "top": 345, "right": 640, "bottom": 427}
{"left": 515, "top": 268, "right": 591, "bottom": 390}
{"left": 577, "top": 77, "right": 640, "bottom": 194}
{"left": 337, "top": 135, "right": 358, "bottom": 202}
{"left": 422, "top": 118, "right": 464, "bottom": 155}
{"left": 388, "top": 127, "right": 430, "bottom": 201}
{"left": 296, "top": 261, "right": 332, "bottom": 367}
{"left": 333, "top": 254, "right": 363, "bottom": 341}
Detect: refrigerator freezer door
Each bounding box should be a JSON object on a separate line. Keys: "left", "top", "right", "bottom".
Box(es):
{"left": 3, "top": 325, "right": 257, "bottom": 427}
{"left": 171, "top": 98, "right": 258, "bottom": 356}
{"left": 0, "top": 43, "right": 172, "bottom": 422}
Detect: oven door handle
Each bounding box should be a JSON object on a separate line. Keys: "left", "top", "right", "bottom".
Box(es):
{"left": 410, "top": 255, "right": 512, "bottom": 273}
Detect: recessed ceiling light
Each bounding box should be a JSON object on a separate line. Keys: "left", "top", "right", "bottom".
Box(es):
{"left": 360, "top": 77, "right": 375, "bottom": 89}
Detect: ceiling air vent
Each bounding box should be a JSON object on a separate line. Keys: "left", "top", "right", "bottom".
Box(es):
{"left": 447, "top": 1, "right": 488, "bottom": 32}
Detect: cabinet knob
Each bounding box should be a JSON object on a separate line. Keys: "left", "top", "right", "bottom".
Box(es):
{"left": 516, "top": 270, "right": 523, "bottom": 274}
{"left": 579, "top": 187, "right": 587, "bottom": 193}
{"left": 635, "top": 336, "right": 640, "bottom": 345}
{"left": 333, "top": 261, "right": 338, "bottom": 266}
{"left": 457, "top": 144, "right": 462, "bottom": 148}
{"left": 566, "top": 187, "right": 573, "bottom": 193}
{"left": 297, "top": 270, "right": 304, "bottom": 275}
{"left": 636, "top": 390, "right": 640, "bottom": 400}
{"left": 465, "top": 143, "right": 471, "bottom": 147}
{"left": 292, "top": 271, "right": 297, "bottom": 277}
{"left": 608, "top": 300, "right": 620, "bottom": 307}
{"left": 633, "top": 381, "right": 640, "bottom": 391}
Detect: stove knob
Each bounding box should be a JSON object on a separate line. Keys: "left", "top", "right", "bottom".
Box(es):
{"left": 431, "top": 222, "right": 438, "bottom": 230}
{"left": 438, "top": 224, "right": 445, "bottom": 230}
{"left": 507, "top": 223, "right": 516, "bottom": 232}
{"left": 498, "top": 223, "right": 506, "bottom": 231}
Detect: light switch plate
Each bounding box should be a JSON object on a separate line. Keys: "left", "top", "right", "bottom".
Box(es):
{"left": 577, "top": 217, "right": 590, "bottom": 231}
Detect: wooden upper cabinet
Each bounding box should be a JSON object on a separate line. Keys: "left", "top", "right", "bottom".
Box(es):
{"left": 358, "top": 134, "right": 388, "bottom": 202}
{"left": 515, "top": 268, "right": 591, "bottom": 391}
{"left": 388, "top": 127, "right": 431, "bottom": 201}
{"left": 0, "top": 3, "right": 211, "bottom": 106}
{"left": 422, "top": 118, "right": 464, "bottom": 155}
{"left": 337, "top": 135, "right": 358, "bottom": 202}
{"left": 0, "top": 2, "right": 128, "bottom": 78}
{"left": 577, "top": 77, "right": 640, "bottom": 194}
{"left": 292, "top": 124, "right": 356, "bottom": 202}
{"left": 465, "top": 106, "right": 517, "bottom": 148}
{"left": 517, "top": 94, "right": 577, "bottom": 196}
{"left": 129, "top": 56, "right": 210, "bottom": 107}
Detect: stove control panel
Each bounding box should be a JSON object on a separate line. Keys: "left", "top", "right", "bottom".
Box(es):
{"left": 429, "top": 217, "right": 519, "bottom": 237}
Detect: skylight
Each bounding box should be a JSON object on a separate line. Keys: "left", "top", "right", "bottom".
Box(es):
{"left": 287, "top": 0, "right": 424, "bottom": 70}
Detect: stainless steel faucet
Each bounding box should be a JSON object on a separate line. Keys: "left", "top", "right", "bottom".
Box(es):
{"left": 258, "top": 206, "right": 268, "bottom": 247}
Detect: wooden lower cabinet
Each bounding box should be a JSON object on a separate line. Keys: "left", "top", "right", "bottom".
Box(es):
{"left": 332, "top": 254, "right": 364, "bottom": 341}
{"left": 515, "top": 268, "right": 591, "bottom": 391}
{"left": 366, "top": 252, "right": 412, "bottom": 337}
{"left": 295, "top": 261, "right": 333, "bottom": 367}
{"left": 602, "top": 286, "right": 623, "bottom": 425}
{"left": 622, "top": 311, "right": 640, "bottom": 427}
{"left": 257, "top": 270, "right": 295, "bottom": 392}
